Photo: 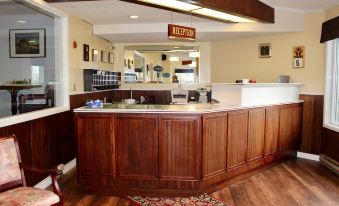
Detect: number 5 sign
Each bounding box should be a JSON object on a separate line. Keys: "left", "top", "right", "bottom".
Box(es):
{"left": 293, "top": 46, "right": 305, "bottom": 69}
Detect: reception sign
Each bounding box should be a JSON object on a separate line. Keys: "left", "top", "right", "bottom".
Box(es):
{"left": 168, "top": 24, "right": 196, "bottom": 41}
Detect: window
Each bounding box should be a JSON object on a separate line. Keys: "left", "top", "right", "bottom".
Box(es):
{"left": 0, "top": 1, "right": 68, "bottom": 127}
{"left": 324, "top": 39, "right": 339, "bottom": 131}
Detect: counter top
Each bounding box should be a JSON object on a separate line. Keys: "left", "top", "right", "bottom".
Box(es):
{"left": 74, "top": 101, "right": 303, "bottom": 114}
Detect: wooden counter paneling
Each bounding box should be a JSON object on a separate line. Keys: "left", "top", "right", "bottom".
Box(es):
{"left": 227, "top": 110, "right": 248, "bottom": 171}
{"left": 116, "top": 114, "right": 158, "bottom": 180}
{"left": 76, "top": 114, "right": 114, "bottom": 177}
{"left": 292, "top": 104, "right": 303, "bottom": 150}
{"left": 264, "top": 106, "right": 280, "bottom": 156}
{"left": 202, "top": 112, "right": 227, "bottom": 180}
{"left": 247, "top": 108, "right": 265, "bottom": 162}
{"left": 159, "top": 115, "right": 201, "bottom": 181}
{"left": 299, "top": 94, "right": 323, "bottom": 154}
{"left": 279, "top": 105, "right": 293, "bottom": 151}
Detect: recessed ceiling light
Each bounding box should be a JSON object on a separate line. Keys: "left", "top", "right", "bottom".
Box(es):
{"left": 173, "top": 46, "right": 180, "bottom": 49}
{"left": 130, "top": 15, "right": 139, "bottom": 19}
{"left": 17, "top": 20, "right": 27, "bottom": 24}
{"left": 169, "top": 56, "right": 179, "bottom": 62}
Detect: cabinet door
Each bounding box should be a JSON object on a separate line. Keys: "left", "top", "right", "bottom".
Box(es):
{"left": 279, "top": 105, "right": 293, "bottom": 151}
{"left": 292, "top": 104, "right": 303, "bottom": 150}
{"left": 116, "top": 114, "right": 158, "bottom": 180}
{"left": 227, "top": 110, "right": 248, "bottom": 171}
{"left": 264, "top": 107, "right": 280, "bottom": 156}
{"left": 202, "top": 113, "right": 227, "bottom": 180}
{"left": 247, "top": 108, "right": 265, "bottom": 162}
{"left": 76, "top": 114, "right": 115, "bottom": 177}
{"left": 159, "top": 115, "right": 200, "bottom": 180}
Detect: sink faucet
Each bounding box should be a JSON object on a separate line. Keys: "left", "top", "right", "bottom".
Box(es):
{"left": 140, "top": 96, "right": 145, "bottom": 104}
{"left": 130, "top": 89, "right": 133, "bottom": 99}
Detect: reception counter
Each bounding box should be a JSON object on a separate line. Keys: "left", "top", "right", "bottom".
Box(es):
{"left": 74, "top": 101, "right": 303, "bottom": 196}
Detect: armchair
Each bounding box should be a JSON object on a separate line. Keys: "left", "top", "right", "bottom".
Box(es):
{"left": 0, "top": 135, "right": 63, "bottom": 205}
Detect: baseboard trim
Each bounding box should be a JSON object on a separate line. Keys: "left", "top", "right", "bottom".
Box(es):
{"left": 297, "top": 152, "right": 320, "bottom": 161}
{"left": 34, "top": 158, "right": 76, "bottom": 189}
{"left": 320, "top": 155, "right": 339, "bottom": 175}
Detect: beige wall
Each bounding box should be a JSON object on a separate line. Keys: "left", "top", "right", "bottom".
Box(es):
{"left": 211, "top": 12, "right": 325, "bottom": 94}
{"left": 325, "top": 5, "right": 339, "bottom": 20}
{"left": 68, "top": 16, "right": 115, "bottom": 94}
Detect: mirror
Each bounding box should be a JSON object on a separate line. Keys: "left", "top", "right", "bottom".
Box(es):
{"left": 124, "top": 45, "right": 200, "bottom": 83}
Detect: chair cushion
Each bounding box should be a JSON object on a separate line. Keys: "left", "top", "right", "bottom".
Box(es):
{"left": 0, "top": 138, "right": 21, "bottom": 185}
{"left": 0, "top": 187, "right": 60, "bottom": 206}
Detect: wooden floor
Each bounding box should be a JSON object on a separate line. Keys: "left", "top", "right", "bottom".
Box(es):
{"left": 61, "top": 159, "right": 339, "bottom": 206}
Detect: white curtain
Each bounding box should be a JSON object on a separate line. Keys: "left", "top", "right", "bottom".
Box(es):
{"left": 324, "top": 39, "right": 339, "bottom": 128}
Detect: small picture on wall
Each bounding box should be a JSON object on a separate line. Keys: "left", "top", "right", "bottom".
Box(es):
{"left": 109, "top": 52, "right": 114, "bottom": 64}
{"left": 92, "top": 49, "right": 99, "bottom": 62}
{"left": 101, "top": 50, "right": 108, "bottom": 63}
{"left": 83, "top": 44, "right": 89, "bottom": 61}
{"left": 258, "top": 43, "right": 271, "bottom": 58}
{"left": 292, "top": 46, "right": 305, "bottom": 69}
{"left": 9, "top": 29, "right": 46, "bottom": 58}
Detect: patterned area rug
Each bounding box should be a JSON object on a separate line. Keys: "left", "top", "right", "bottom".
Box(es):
{"left": 127, "top": 194, "right": 231, "bottom": 206}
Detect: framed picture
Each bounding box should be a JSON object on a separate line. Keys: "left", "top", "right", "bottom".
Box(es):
{"left": 292, "top": 46, "right": 305, "bottom": 69}
{"left": 92, "top": 49, "right": 99, "bottom": 62}
{"left": 9, "top": 29, "right": 46, "bottom": 58}
{"left": 109, "top": 52, "right": 114, "bottom": 64}
{"left": 258, "top": 43, "right": 271, "bottom": 58}
{"left": 101, "top": 50, "right": 108, "bottom": 63}
{"left": 83, "top": 44, "right": 89, "bottom": 61}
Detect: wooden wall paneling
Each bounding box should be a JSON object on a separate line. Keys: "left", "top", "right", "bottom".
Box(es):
{"left": 202, "top": 112, "right": 227, "bottom": 180}
{"left": 299, "top": 95, "right": 324, "bottom": 154}
{"left": 76, "top": 113, "right": 115, "bottom": 178}
{"left": 116, "top": 114, "right": 158, "bottom": 180}
{"left": 279, "top": 105, "right": 293, "bottom": 151}
{"left": 227, "top": 110, "right": 248, "bottom": 171}
{"left": 321, "top": 128, "right": 339, "bottom": 162}
{"left": 159, "top": 115, "right": 201, "bottom": 181}
{"left": 247, "top": 108, "right": 265, "bottom": 162}
{"left": 264, "top": 106, "right": 280, "bottom": 156}
{"left": 0, "top": 122, "right": 37, "bottom": 185}
{"left": 292, "top": 103, "right": 303, "bottom": 150}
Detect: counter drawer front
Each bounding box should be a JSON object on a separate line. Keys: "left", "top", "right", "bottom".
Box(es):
{"left": 116, "top": 114, "right": 158, "bottom": 180}
{"left": 77, "top": 114, "right": 115, "bottom": 177}
{"left": 159, "top": 115, "right": 200, "bottom": 180}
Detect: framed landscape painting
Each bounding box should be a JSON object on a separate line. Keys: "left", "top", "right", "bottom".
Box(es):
{"left": 9, "top": 29, "right": 46, "bottom": 58}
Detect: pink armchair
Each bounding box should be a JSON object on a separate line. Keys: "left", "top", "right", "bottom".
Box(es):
{"left": 0, "top": 135, "right": 63, "bottom": 205}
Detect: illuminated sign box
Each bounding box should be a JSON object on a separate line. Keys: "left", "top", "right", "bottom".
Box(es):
{"left": 168, "top": 24, "right": 196, "bottom": 41}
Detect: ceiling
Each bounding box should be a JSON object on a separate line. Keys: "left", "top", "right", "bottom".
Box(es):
{"left": 48, "top": 0, "right": 339, "bottom": 43}
{"left": 0, "top": 1, "right": 40, "bottom": 15}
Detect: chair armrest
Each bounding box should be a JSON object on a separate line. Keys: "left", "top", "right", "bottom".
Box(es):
{"left": 21, "top": 164, "right": 63, "bottom": 201}
{"left": 21, "top": 164, "right": 63, "bottom": 176}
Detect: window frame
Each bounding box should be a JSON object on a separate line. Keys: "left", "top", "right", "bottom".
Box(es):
{"left": 0, "top": 0, "right": 69, "bottom": 128}
{"left": 324, "top": 39, "right": 339, "bottom": 132}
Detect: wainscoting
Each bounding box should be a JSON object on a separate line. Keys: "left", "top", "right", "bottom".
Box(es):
{"left": 0, "top": 111, "right": 75, "bottom": 186}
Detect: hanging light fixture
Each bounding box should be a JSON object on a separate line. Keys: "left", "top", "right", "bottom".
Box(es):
{"left": 121, "top": 0, "right": 274, "bottom": 23}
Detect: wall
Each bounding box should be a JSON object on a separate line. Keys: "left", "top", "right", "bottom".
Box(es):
{"left": 0, "top": 13, "right": 55, "bottom": 117}
{"left": 68, "top": 15, "right": 115, "bottom": 94}
{"left": 211, "top": 12, "right": 325, "bottom": 95}
{"left": 325, "top": 5, "right": 339, "bottom": 20}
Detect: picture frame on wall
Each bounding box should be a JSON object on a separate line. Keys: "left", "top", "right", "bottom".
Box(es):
{"left": 258, "top": 43, "right": 271, "bottom": 58}
{"left": 109, "top": 52, "right": 114, "bottom": 64}
{"left": 101, "top": 50, "right": 108, "bottom": 63}
{"left": 83, "top": 44, "right": 89, "bottom": 61}
{"left": 92, "top": 49, "right": 99, "bottom": 62}
{"left": 9, "top": 29, "right": 46, "bottom": 58}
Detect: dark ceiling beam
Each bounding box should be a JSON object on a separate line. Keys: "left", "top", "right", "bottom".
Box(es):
{"left": 44, "top": 0, "right": 274, "bottom": 23}
{"left": 120, "top": 0, "right": 274, "bottom": 23}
